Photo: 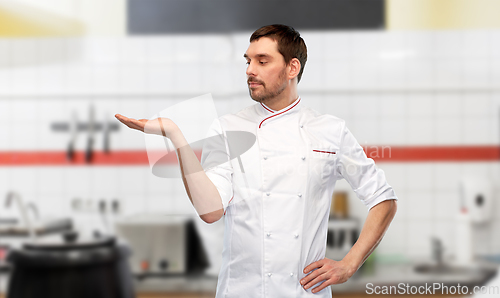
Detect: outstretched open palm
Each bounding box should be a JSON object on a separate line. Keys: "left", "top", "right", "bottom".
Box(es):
{"left": 115, "top": 114, "right": 176, "bottom": 137}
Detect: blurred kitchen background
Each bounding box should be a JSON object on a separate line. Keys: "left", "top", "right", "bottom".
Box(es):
{"left": 1, "top": 0, "right": 500, "bottom": 297}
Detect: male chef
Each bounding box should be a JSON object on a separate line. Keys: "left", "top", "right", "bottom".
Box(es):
{"left": 115, "top": 24, "right": 398, "bottom": 297}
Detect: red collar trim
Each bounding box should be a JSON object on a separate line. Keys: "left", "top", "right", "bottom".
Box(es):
{"left": 259, "top": 98, "right": 301, "bottom": 128}
{"left": 260, "top": 102, "right": 275, "bottom": 113}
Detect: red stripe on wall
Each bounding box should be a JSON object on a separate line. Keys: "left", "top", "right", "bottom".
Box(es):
{"left": 0, "top": 145, "right": 497, "bottom": 166}
{"left": 363, "top": 145, "right": 500, "bottom": 162}
{"left": 0, "top": 150, "right": 201, "bottom": 166}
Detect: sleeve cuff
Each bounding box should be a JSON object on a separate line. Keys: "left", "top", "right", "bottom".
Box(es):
{"left": 364, "top": 187, "right": 398, "bottom": 210}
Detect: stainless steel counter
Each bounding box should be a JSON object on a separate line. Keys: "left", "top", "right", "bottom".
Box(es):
{"left": 0, "top": 218, "right": 72, "bottom": 237}
{"left": 134, "top": 274, "right": 219, "bottom": 293}
{"left": 133, "top": 261, "right": 498, "bottom": 294}
{"left": 333, "top": 261, "right": 498, "bottom": 294}
{"left": 1, "top": 260, "right": 497, "bottom": 295}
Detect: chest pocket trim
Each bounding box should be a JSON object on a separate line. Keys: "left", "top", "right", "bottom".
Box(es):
{"left": 312, "top": 149, "right": 336, "bottom": 155}
{"left": 311, "top": 147, "right": 339, "bottom": 159}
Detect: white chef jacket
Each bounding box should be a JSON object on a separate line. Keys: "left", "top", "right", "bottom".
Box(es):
{"left": 200, "top": 97, "right": 398, "bottom": 298}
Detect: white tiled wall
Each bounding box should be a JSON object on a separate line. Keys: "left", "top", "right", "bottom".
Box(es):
{"left": 0, "top": 29, "right": 499, "bottom": 261}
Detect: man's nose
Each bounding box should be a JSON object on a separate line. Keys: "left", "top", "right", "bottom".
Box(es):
{"left": 246, "top": 61, "right": 256, "bottom": 77}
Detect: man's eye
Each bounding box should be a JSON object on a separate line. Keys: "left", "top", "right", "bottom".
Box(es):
{"left": 259, "top": 61, "right": 267, "bottom": 65}
{"left": 246, "top": 61, "right": 250, "bottom": 65}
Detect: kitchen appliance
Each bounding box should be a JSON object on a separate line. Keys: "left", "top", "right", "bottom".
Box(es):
{"left": 114, "top": 214, "right": 208, "bottom": 277}
{"left": 459, "top": 177, "right": 493, "bottom": 224}
{"left": 6, "top": 232, "right": 134, "bottom": 298}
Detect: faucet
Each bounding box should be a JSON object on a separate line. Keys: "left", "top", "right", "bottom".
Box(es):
{"left": 25, "top": 202, "right": 40, "bottom": 221}
{"left": 431, "top": 237, "right": 444, "bottom": 267}
{"left": 4, "top": 192, "right": 36, "bottom": 241}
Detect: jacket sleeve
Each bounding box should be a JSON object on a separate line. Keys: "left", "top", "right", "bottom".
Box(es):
{"left": 200, "top": 118, "right": 234, "bottom": 213}
{"left": 336, "top": 123, "right": 398, "bottom": 210}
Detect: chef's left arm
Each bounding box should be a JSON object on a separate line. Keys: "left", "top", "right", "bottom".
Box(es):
{"left": 300, "top": 124, "right": 398, "bottom": 294}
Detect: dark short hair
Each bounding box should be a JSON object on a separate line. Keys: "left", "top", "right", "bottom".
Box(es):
{"left": 250, "top": 24, "right": 307, "bottom": 83}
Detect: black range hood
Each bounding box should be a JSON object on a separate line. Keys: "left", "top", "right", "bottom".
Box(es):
{"left": 127, "top": 0, "right": 385, "bottom": 34}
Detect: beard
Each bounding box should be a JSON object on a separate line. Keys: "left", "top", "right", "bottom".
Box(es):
{"left": 248, "top": 68, "right": 288, "bottom": 103}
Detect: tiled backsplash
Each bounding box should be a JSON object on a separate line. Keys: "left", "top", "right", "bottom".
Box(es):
{"left": 0, "top": 30, "right": 499, "bottom": 261}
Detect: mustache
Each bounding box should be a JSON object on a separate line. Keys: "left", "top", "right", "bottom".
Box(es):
{"left": 247, "top": 78, "right": 264, "bottom": 85}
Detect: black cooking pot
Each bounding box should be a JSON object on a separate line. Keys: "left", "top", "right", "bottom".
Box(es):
{"left": 6, "top": 232, "right": 135, "bottom": 298}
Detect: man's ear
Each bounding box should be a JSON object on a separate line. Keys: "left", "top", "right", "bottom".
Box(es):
{"left": 288, "top": 58, "right": 301, "bottom": 81}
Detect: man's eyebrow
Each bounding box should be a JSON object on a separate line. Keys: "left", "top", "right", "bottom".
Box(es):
{"left": 243, "top": 53, "right": 273, "bottom": 59}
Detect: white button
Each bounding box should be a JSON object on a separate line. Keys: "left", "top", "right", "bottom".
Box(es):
{"left": 266, "top": 192, "right": 270, "bottom": 196}
{"left": 290, "top": 272, "right": 294, "bottom": 276}
{"left": 301, "top": 156, "right": 306, "bottom": 160}
{"left": 300, "top": 125, "right": 303, "bottom": 128}
{"left": 266, "top": 232, "right": 271, "bottom": 237}
{"left": 294, "top": 233, "right": 299, "bottom": 238}
{"left": 263, "top": 156, "right": 267, "bottom": 160}
{"left": 298, "top": 193, "right": 302, "bottom": 197}
{"left": 268, "top": 273, "right": 272, "bottom": 277}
